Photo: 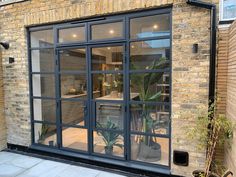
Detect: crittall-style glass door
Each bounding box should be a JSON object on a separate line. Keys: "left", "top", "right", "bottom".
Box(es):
{"left": 29, "top": 8, "right": 171, "bottom": 171}
{"left": 90, "top": 44, "right": 126, "bottom": 159}
{"left": 58, "top": 47, "right": 89, "bottom": 153}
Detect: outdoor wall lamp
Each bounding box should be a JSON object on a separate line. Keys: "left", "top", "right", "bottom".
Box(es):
{"left": 0, "top": 42, "right": 9, "bottom": 50}
{"left": 192, "top": 43, "right": 198, "bottom": 53}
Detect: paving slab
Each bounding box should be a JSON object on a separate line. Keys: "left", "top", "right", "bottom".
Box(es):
{"left": 5, "top": 154, "right": 42, "bottom": 169}
{"left": 17, "top": 160, "right": 69, "bottom": 177}
{"left": 0, "top": 152, "right": 127, "bottom": 177}
{"left": 0, "top": 151, "right": 21, "bottom": 164}
{"left": 55, "top": 165, "right": 100, "bottom": 177}
{"left": 0, "top": 163, "right": 26, "bottom": 177}
{"left": 97, "top": 171, "right": 127, "bottom": 177}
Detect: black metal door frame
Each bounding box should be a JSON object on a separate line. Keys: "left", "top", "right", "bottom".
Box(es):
{"left": 28, "top": 7, "right": 172, "bottom": 172}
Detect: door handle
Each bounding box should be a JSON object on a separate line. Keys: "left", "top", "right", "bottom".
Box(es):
{"left": 82, "top": 105, "right": 88, "bottom": 116}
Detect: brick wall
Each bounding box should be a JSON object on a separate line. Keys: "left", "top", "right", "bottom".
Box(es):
{"left": 216, "top": 27, "right": 229, "bottom": 115}
{"left": 0, "top": 0, "right": 219, "bottom": 176}
{"left": 224, "top": 21, "right": 236, "bottom": 175}
{"left": 0, "top": 50, "right": 6, "bottom": 150}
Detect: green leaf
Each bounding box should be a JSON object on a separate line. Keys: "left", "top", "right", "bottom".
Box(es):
{"left": 148, "top": 91, "right": 162, "bottom": 101}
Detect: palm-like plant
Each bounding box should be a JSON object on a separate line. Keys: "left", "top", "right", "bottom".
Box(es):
{"left": 130, "top": 57, "right": 169, "bottom": 145}
{"left": 97, "top": 120, "right": 123, "bottom": 155}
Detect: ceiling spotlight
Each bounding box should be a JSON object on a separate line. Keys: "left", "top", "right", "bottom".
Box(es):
{"left": 72, "top": 34, "right": 77, "bottom": 38}
{"left": 153, "top": 24, "right": 158, "bottom": 29}
{"left": 107, "top": 47, "right": 111, "bottom": 50}
{"left": 131, "top": 45, "right": 135, "bottom": 49}
{"left": 0, "top": 42, "right": 9, "bottom": 50}
{"left": 109, "top": 30, "right": 114, "bottom": 34}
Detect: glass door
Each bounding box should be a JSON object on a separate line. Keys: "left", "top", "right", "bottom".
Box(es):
{"left": 30, "top": 9, "right": 172, "bottom": 171}
{"left": 58, "top": 47, "right": 89, "bottom": 153}
{"left": 90, "top": 44, "right": 126, "bottom": 159}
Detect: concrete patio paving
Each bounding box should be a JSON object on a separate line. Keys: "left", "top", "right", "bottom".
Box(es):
{"left": 0, "top": 151, "right": 127, "bottom": 177}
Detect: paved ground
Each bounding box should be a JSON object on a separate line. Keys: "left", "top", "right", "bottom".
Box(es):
{"left": 0, "top": 151, "right": 126, "bottom": 177}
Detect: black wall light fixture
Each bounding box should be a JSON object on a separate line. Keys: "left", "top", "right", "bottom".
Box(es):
{"left": 192, "top": 43, "right": 198, "bottom": 53}
{"left": 0, "top": 42, "right": 9, "bottom": 50}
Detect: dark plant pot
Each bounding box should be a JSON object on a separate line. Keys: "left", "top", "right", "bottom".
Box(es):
{"left": 105, "top": 146, "right": 113, "bottom": 155}
{"left": 49, "top": 140, "right": 54, "bottom": 146}
{"left": 192, "top": 170, "right": 219, "bottom": 177}
{"left": 138, "top": 142, "right": 161, "bottom": 162}
{"left": 131, "top": 140, "right": 139, "bottom": 160}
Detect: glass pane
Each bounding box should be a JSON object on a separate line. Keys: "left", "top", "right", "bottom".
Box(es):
{"left": 91, "top": 22, "right": 123, "bottom": 40}
{"left": 59, "top": 48, "right": 86, "bottom": 71}
{"left": 32, "top": 74, "right": 55, "bottom": 98}
{"left": 62, "top": 127, "right": 87, "bottom": 151}
{"left": 130, "top": 14, "right": 170, "bottom": 39}
{"left": 93, "top": 73, "right": 123, "bottom": 100}
{"left": 31, "top": 49, "right": 54, "bottom": 72}
{"left": 92, "top": 46, "right": 123, "bottom": 71}
{"left": 130, "top": 73, "right": 170, "bottom": 102}
{"left": 59, "top": 26, "right": 85, "bottom": 43}
{"left": 61, "top": 100, "right": 85, "bottom": 126}
{"left": 30, "top": 29, "right": 53, "bottom": 48}
{"left": 130, "top": 104, "right": 170, "bottom": 135}
{"left": 131, "top": 135, "right": 169, "bottom": 166}
{"left": 33, "top": 99, "right": 56, "bottom": 123}
{"left": 34, "top": 123, "right": 57, "bottom": 147}
{"left": 223, "top": 0, "right": 236, "bottom": 20}
{"left": 130, "top": 39, "right": 170, "bottom": 70}
{"left": 60, "top": 74, "right": 87, "bottom": 99}
{"left": 95, "top": 102, "right": 124, "bottom": 130}
{"left": 93, "top": 131, "right": 124, "bottom": 157}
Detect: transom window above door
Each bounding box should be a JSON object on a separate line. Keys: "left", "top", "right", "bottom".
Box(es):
{"left": 28, "top": 8, "right": 172, "bottom": 172}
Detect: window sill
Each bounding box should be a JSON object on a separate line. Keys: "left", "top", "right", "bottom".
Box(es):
{"left": 0, "top": 0, "right": 27, "bottom": 6}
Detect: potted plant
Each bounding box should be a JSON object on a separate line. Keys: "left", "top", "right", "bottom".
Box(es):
{"left": 97, "top": 120, "right": 123, "bottom": 155}
{"left": 188, "top": 103, "right": 234, "bottom": 177}
{"left": 37, "top": 124, "right": 49, "bottom": 144}
{"left": 130, "top": 57, "right": 169, "bottom": 161}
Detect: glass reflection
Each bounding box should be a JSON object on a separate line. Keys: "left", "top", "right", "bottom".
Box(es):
{"left": 131, "top": 134, "right": 169, "bottom": 166}
{"left": 31, "top": 49, "right": 54, "bottom": 72}
{"left": 93, "top": 131, "right": 124, "bottom": 157}
{"left": 130, "top": 14, "right": 170, "bottom": 39}
{"left": 130, "top": 104, "right": 169, "bottom": 135}
{"left": 34, "top": 123, "right": 57, "bottom": 147}
{"left": 92, "top": 46, "right": 123, "bottom": 71}
{"left": 30, "top": 29, "right": 53, "bottom": 48}
{"left": 130, "top": 40, "right": 170, "bottom": 70}
{"left": 92, "top": 22, "right": 123, "bottom": 40}
{"left": 32, "top": 74, "right": 55, "bottom": 98}
{"left": 93, "top": 73, "right": 123, "bottom": 100}
{"left": 130, "top": 73, "right": 170, "bottom": 102}
{"left": 62, "top": 127, "right": 87, "bottom": 151}
{"left": 59, "top": 26, "right": 85, "bottom": 43}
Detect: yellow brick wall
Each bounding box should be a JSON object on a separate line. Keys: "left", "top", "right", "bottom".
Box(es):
{"left": 0, "top": 0, "right": 219, "bottom": 176}
{"left": 0, "top": 50, "right": 6, "bottom": 150}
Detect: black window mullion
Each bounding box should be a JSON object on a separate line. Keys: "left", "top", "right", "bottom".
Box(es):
{"left": 54, "top": 27, "right": 62, "bottom": 148}
{"left": 125, "top": 15, "right": 130, "bottom": 161}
